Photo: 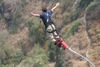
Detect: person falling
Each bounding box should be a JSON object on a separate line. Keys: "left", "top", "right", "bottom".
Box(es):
{"left": 31, "top": 2, "right": 62, "bottom": 48}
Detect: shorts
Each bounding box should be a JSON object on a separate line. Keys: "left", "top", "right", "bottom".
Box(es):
{"left": 46, "top": 24, "right": 59, "bottom": 43}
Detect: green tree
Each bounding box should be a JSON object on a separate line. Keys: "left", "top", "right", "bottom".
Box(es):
{"left": 80, "top": 0, "right": 93, "bottom": 7}
{"left": 48, "top": 43, "right": 56, "bottom": 61}
{"left": 17, "top": 44, "right": 49, "bottom": 67}
{"left": 55, "top": 48, "right": 63, "bottom": 67}
{"left": 28, "top": 18, "right": 46, "bottom": 46}
{"left": 63, "top": 19, "right": 82, "bottom": 38}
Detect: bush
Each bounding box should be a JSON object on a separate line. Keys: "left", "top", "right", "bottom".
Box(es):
{"left": 21, "top": 0, "right": 26, "bottom": 7}
{"left": 27, "top": 17, "right": 39, "bottom": 37}
{"left": 0, "top": 44, "right": 24, "bottom": 66}
{"left": 87, "top": 2, "right": 97, "bottom": 11}
{"left": 72, "top": 10, "right": 80, "bottom": 20}
{"left": 80, "top": 0, "right": 93, "bottom": 7}
{"left": 48, "top": 43, "right": 56, "bottom": 61}
{"left": 66, "top": 13, "right": 71, "bottom": 22}
{"left": 17, "top": 44, "right": 49, "bottom": 67}
{"left": 28, "top": 18, "right": 46, "bottom": 45}
{"left": 8, "top": 9, "right": 23, "bottom": 34}
{"left": 63, "top": 19, "right": 82, "bottom": 38}
{"left": 11, "top": 48, "right": 24, "bottom": 64}
{"left": 0, "top": 33, "right": 8, "bottom": 45}
{"left": 55, "top": 48, "right": 63, "bottom": 67}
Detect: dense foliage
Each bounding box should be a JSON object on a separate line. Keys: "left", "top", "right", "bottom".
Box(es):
{"left": 63, "top": 19, "right": 82, "bottom": 38}
{"left": 80, "top": 0, "right": 93, "bottom": 7}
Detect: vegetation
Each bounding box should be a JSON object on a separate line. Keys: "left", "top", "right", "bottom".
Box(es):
{"left": 87, "top": 2, "right": 97, "bottom": 11}
{"left": 0, "top": 33, "right": 8, "bottom": 45}
{"left": 0, "top": 45, "right": 24, "bottom": 67}
{"left": 8, "top": 8, "right": 24, "bottom": 34}
{"left": 28, "top": 17, "right": 46, "bottom": 46}
{"left": 21, "top": 0, "right": 26, "bottom": 7}
{"left": 48, "top": 43, "right": 56, "bottom": 61}
{"left": 17, "top": 44, "right": 49, "bottom": 67}
{"left": 55, "top": 48, "right": 63, "bottom": 67}
{"left": 86, "top": 1, "right": 100, "bottom": 20}
{"left": 72, "top": 9, "right": 81, "bottom": 21}
{"left": 63, "top": 19, "right": 82, "bottom": 38}
{"left": 66, "top": 13, "right": 71, "bottom": 22}
{"left": 80, "top": 0, "right": 93, "bottom": 7}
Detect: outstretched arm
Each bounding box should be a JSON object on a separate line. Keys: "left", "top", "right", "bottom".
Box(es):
{"left": 31, "top": 12, "right": 40, "bottom": 17}
{"left": 51, "top": 2, "right": 60, "bottom": 11}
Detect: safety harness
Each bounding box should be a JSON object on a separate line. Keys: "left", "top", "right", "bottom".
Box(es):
{"left": 45, "top": 13, "right": 59, "bottom": 40}
{"left": 46, "top": 13, "right": 62, "bottom": 47}
{"left": 45, "top": 13, "right": 57, "bottom": 33}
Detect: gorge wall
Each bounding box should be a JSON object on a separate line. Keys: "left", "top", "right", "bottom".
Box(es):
{"left": 0, "top": 0, "right": 100, "bottom": 67}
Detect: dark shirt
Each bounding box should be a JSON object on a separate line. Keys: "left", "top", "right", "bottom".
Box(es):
{"left": 40, "top": 10, "right": 53, "bottom": 28}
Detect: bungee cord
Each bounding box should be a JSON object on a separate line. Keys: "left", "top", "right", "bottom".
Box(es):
{"left": 68, "top": 48, "right": 96, "bottom": 67}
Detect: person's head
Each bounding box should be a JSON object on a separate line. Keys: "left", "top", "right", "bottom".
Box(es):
{"left": 42, "top": 7, "right": 47, "bottom": 13}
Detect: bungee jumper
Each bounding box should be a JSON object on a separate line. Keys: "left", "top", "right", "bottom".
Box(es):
{"left": 31, "top": 2, "right": 96, "bottom": 67}
{"left": 31, "top": 2, "right": 68, "bottom": 49}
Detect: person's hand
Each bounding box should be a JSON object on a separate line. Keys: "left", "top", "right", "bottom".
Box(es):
{"left": 56, "top": 2, "right": 60, "bottom": 6}
{"left": 30, "top": 12, "right": 40, "bottom": 17}
{"left": 31, "top": 12, "right": 34, "bottom": 15}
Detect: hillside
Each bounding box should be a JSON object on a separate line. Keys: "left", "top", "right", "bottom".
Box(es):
{"left": 0, "top": 0, "right": 100, "bottom": 67}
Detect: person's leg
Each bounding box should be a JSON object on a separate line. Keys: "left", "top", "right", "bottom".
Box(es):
{"left": 46, "top": 32, "right": 62, "bottom": 48}
{"left": 46, "top": 25, "right": 56, "bottom": 42}
{"left": 46, "top": 32, "right": 56, "bottom": 43}
{"left": 46, "top": 24, "right": 62, "bottom": 48}
{"left": 51, "top": 24, "right": 59, "bottom": 39}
